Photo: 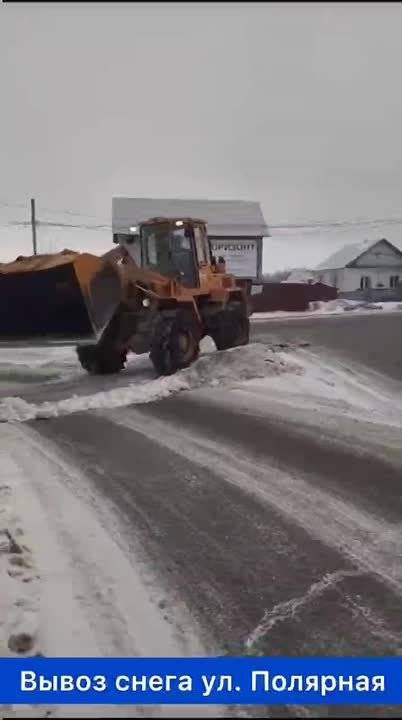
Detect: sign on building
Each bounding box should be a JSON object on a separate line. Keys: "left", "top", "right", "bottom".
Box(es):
{"left": 210, "top": 239, "right": 260, "bottom": 280}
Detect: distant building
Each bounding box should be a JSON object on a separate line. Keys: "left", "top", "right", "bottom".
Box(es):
{"left": 315, "top": 238, "right": 402, "bottom": 299}
{"left": 282, "top": 268, "right": 317, "bottom": 284}
{"left": 112, "top": 197, "right": 268, "bottom": 282}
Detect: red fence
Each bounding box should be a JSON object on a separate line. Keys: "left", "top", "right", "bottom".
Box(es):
{"left": 250, "top": 282, "right": 337, "bottom": 313}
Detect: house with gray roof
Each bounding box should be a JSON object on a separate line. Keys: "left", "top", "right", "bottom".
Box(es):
{"left": 315, "top": 238, "right": 402, "bottom": 299}
{"left": 112, "top": 197, "right": 268, "bottom": 282}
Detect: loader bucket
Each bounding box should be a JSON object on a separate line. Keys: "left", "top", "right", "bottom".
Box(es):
{"left": 0, "top": 251, "right": 123, "bottom": 345}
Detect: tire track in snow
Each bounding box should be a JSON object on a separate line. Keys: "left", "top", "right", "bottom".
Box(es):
{"left": 245, "top": 569, "right": 362, "bottom": 650}
{"left": 102, "top": 406, "right": 402, "bottom": 597}
{"left": 0, "top": 422, "right": 227, "bottom": 719}
{"left": 17, "top": 405, "right": 402, "bottom": 717}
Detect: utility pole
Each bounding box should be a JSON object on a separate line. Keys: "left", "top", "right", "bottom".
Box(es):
{"left": 30, "top": 198, "right": 37, "bottom": 255}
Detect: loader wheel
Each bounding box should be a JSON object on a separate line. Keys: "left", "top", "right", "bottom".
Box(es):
{"left": 76, "top": 344, "right": 127, "bottom": 375}
{"left": 150, "top": 309, "right": 200, "bottom": 376}
{"left": 211, "top": 301, "right": 250, "bottom": 351}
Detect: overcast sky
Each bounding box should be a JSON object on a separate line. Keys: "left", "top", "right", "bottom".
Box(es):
{"left": 2, "top": 2, "right": 402, "bottom": 269}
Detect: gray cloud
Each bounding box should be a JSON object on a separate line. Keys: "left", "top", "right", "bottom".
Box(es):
{"left": 1, "top": 2, "right": 402, "bottom": 269}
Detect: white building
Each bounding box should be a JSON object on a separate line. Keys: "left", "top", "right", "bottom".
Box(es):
{"left": 315, "top": 238, "right": 402, "bottom": 297}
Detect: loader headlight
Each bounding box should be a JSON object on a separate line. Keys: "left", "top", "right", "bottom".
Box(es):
{"left": 142, "top": 298, "right": 151, "bottom": 308}
{"left": 129, "top": 226, "right": 138, "bottom": 233}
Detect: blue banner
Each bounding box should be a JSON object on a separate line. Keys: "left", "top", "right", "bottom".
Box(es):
{"left": 0, "top": 657, "right": 400, "bottom": 705}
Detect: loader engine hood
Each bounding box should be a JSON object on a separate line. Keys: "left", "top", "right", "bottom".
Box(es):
{"left": 0, "top": 251, "right": 123, "bottom": 345}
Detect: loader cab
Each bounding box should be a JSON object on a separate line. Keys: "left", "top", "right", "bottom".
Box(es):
{"left": 138, "top": 218, "right": 210, "bottom": 288}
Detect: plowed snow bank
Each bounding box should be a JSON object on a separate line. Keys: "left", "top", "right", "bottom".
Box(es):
{"left": 0, "top": 344, "right": 301, "bottom": 422}
{"left": 232, "top": 349, "right": 402, "bottom": 429}
{"left": 0, "top": 338, "right": 217, "bottom": 395}
{"left": 0, "top": 460, "right": 41, "bottom": 658}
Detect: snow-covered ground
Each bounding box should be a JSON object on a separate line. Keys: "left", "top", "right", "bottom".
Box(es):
{"left": 0, "top": 328, "right": 400, "bottom": 426}
{"left": 0, "top": 338, "right": 301, "bottom": 713}
{"left": 0, "top": 341, "right": 299, "bottom": 422}
{"left": 0, "top": 462, "right": 41, "bottom": 657}
{"left": 0, "top": 346, "right": 80, "bottom": 393}
{"left": 251, "top": 298, "right": 402, "bottom": 321}
{"left": 0, "top": 423, "right": 223, "bottom": 719}
{"left": 225, "top": 347, "right": 402, "bottom": 430}
{"left": 1, "top": 332, "right": 402, "bottom": 719}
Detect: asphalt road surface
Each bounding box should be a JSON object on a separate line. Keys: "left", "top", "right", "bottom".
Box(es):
{"left": 252, "top": 311, "right": 402, "bottom": 381}
{"left": 5, "top": 313, "right": 402, "bottom": 718}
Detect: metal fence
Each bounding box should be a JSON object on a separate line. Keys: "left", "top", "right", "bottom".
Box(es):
{"left": 250, "top": 282, "right": 337, "bottom": 313}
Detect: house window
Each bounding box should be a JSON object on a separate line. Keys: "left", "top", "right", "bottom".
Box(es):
{"left": 390, "top": 275, "right": 400, "bottom": 288}
{"left": 360, "top": 276, "right": 371, "bottom": 289}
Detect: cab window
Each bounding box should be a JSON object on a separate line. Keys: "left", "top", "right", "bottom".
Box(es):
{"left": 194, "top": 225, "right": 208, "bottom": 264}
{"left": 171, "top": 227, "right": 192, "bottom": 252}
{"left": 142, "top": 224, "right": 171, "bottom": 274}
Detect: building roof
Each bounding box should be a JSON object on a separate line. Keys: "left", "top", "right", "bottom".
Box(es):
{"left": 112, "top": 197, "right": 269, "bottom": 238}
{"left": 315, "top": 238, "right": 402, "bottom": 270}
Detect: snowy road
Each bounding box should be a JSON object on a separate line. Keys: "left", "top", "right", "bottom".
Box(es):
{"left": 252, "top": 311, "right": 402, "bottom": 381}
{"left": 1, "top": 313, "right": 402, "bottom": 718}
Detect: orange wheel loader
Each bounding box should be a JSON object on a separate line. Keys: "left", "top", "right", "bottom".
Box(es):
{"left": 0, "top": 217, "right": 250, "bottom": 376}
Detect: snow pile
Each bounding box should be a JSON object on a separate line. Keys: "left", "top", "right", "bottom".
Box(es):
{"left": 0, "top": 345, "right": 79, "bottom": 389}
{"left": 309, "top": 299, "right": 357, "bottom": 313}
{"left": 252, "top": 298, "right": 402, "bottom": 320}
{"left": 0, "top": 343, "right": 302, "bottom": 423}
{"left": 235, "top": 348, "right": 402, "bottom": 429}
{"left": 182, "top": 341, "right": 300, "bottom": 386}
{"left": 0, "top": 338, "right": 217, "bottom": 395}
{"left": 313, "top": 299, "right": 402, "bottom": 314}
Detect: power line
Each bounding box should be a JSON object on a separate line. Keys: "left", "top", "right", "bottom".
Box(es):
{"left": 270, "top": 215, "right": 402, "bottom": 231}
{"left": 8, "top": 217, "right": 402, "bottom": 232}
{"left": 38, "top": 205, "right": 110, "bottom": 222}
{"left": 0, "top": 199, "right": 30, "bottom": 210}
{"left": 3, "top": 198, "right": 402, "bottom": 234}
{"left": 0, "top": 198, "right": 110, "bottom": 224}
{"left": 6, "top": 220, "right": 111, "bottom": 230}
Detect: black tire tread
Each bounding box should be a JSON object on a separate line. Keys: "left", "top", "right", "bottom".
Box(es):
{"left": 76, "top": 344, "right": 126, "bottom": 375}
{"left": 210, "top": 300, "right": 250, "bottom": 351}
{"left": 150, "top": 308, "right": 200, "bottom": 376}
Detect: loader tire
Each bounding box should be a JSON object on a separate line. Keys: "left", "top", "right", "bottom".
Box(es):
{"left": 76, "top": 344, "right": 126, "bottom": 375}
{"left": 211, "top": 301, "right": 250, "bottom": 351}
{"left": 150, "top": 309, "right": 200, "bottom": 376}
